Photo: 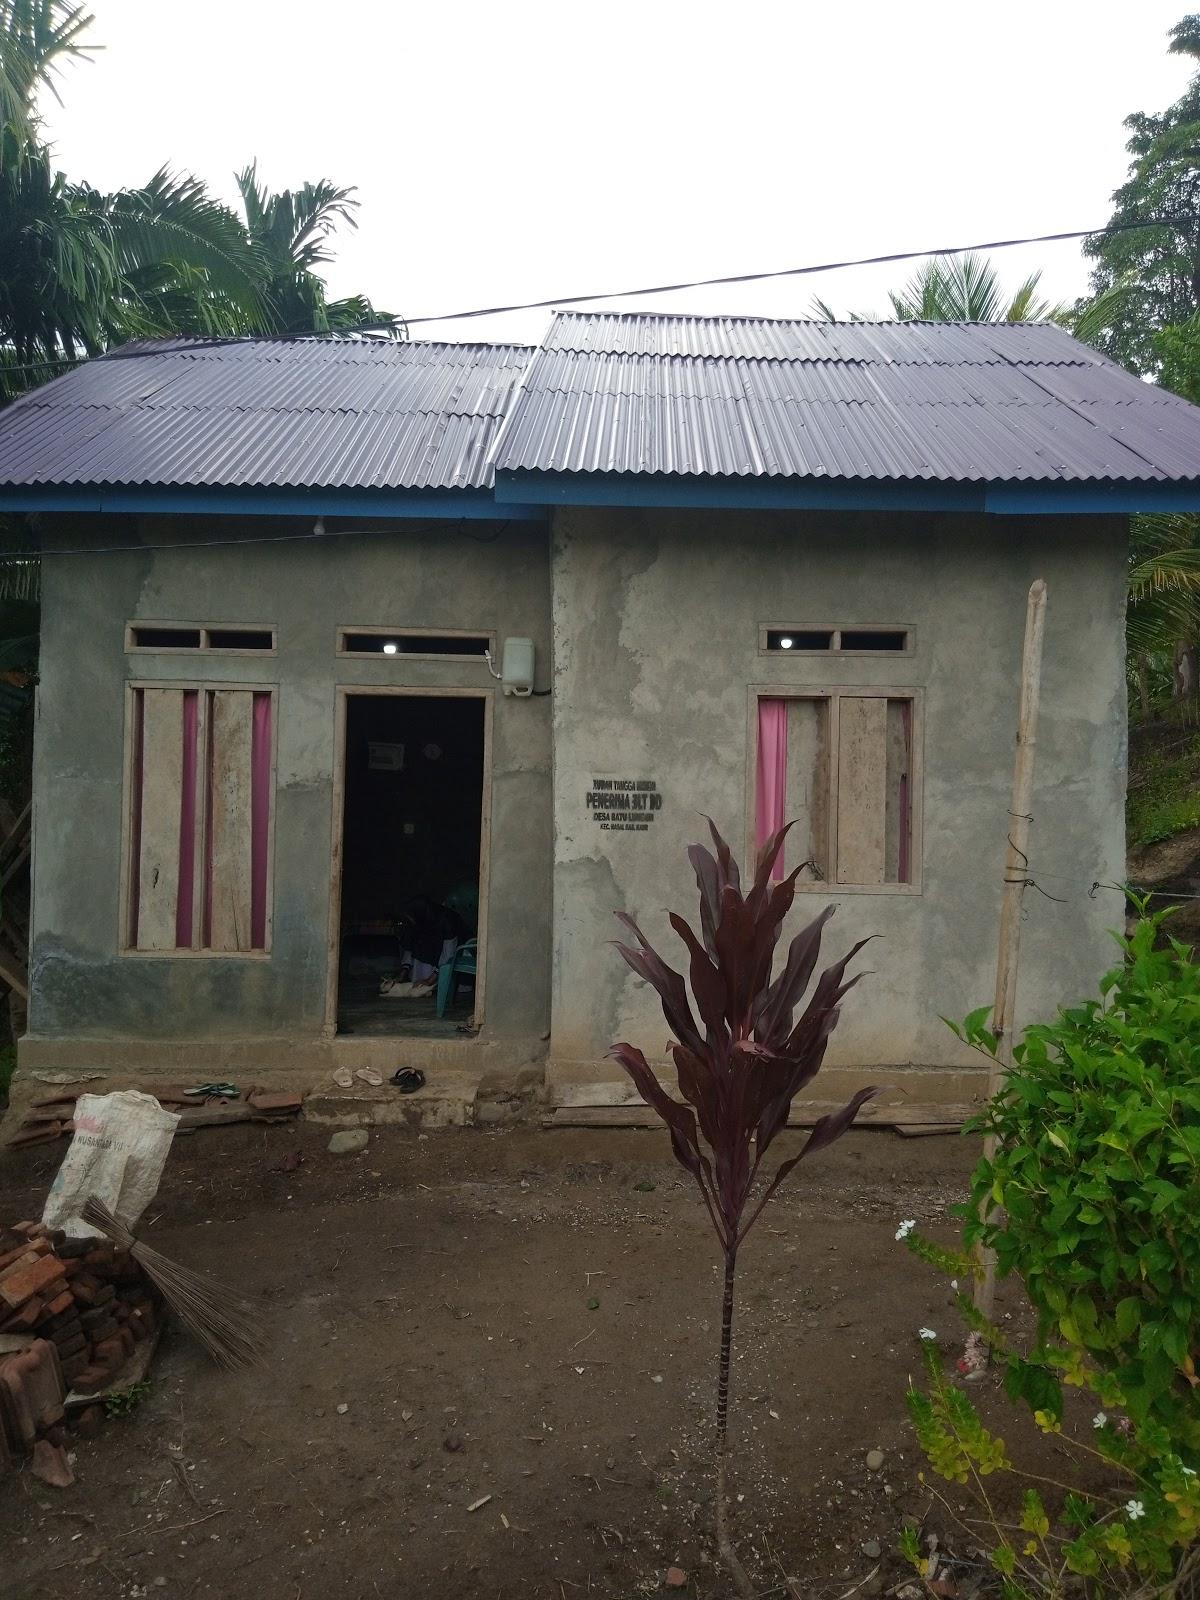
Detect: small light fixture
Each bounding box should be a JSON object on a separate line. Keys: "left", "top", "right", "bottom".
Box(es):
{"left": 382, "top": 641, "right": 399, "bottom": 656}
{"left": 779, "top": 636, "right": 794, "bottom": 650}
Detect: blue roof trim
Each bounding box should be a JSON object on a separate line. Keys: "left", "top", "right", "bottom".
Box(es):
{"left": 493, "top": 469, "right": 1200, "bottom": 515}
{"left": 0, "top": 485, "right": 548, "bottom": 521}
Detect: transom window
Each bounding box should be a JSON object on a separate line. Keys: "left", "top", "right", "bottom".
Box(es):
{"left": 127, "top": 624, "right": 274, "bottom": 653}
{"left": 760, "top": 625, "right": 911, "bottom": 655}
{"left": 337, "top": 628, "right": 494, "bottom": 659}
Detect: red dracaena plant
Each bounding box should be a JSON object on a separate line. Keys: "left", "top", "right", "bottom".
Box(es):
{"left": 610, "top": 821, "right": 875, "bottom": 1597}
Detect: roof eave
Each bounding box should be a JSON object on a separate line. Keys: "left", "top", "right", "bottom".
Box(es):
{"left": 493, "top": 468, "right": 1200, "bottom": 516}
{"left": 0, "top": 484, "right": 548, "bottom": 521}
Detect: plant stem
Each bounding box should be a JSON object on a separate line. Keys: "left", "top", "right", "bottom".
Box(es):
{"left": 715, "top": 1248, "right": 753, "bottom": 1600}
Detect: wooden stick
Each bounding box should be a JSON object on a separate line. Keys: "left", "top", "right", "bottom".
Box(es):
{"left": 975, "top": 579, "right": 1047, "bottom": 1320}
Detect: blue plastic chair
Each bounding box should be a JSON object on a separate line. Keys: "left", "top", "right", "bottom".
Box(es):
{"left": 436, "top": 939, "right": 478, "bottom": 1017}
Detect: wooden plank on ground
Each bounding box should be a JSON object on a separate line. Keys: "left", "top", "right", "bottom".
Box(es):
{"left": 209, "top": 691, "right": 253, "bottom": 952}
{"left": 137, "top": 688, "right": 184, "bottom": 951}
{"left": 543, "top": 1102, "right": 971, "bottom": 1131}
{"left": 836, "top": 696, "right": 888, "bottom": 885}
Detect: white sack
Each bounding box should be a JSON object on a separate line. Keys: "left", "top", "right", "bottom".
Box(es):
{"left": 42, "top": 1091, "right": 180, "bottom": 1239}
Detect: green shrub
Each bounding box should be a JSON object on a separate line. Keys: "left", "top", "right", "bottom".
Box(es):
{"left": 956, "top": 908, "right": 1200, "bottom": 1456}
{"left": 898, "top": 910, "right": 1200, "bottom": 1597}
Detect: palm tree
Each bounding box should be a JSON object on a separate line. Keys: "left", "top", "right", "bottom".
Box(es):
{"left": 0, "top": 0, "right": 94, "bottom": 162}
{"left": 1127, "top": 515, "right": 1200, "bottom": 715}
{"left": 886, "top": 252, "right": 1062, "bottom": 322}
{"left": 235, "top": 163, "right": 402, "bottom": 337}
{"left": 812, "top": 252, "right": 1064, "bottom": 325}
{"left": 0, "top": 5, "right": 403, "bottom": 404}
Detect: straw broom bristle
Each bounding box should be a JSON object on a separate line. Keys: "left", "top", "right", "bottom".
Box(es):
{"left": 81, "top": 1195, "right": 267, "bottom": 1370}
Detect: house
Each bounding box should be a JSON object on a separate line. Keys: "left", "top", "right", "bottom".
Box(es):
{"left": 0, "top": 310, "right": 1196, "bottom": 1122}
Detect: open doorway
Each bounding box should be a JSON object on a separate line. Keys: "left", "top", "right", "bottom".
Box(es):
{"left": 333, "top": 692, "right": 487, "bottom": 1038}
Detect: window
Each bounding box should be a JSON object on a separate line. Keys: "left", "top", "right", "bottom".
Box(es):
{"left": 755, "top": 689, "right": 920, "bottom": 891}
{"left": 760, "top": 625, "right": 911, "bottom": 655}
{"left": 125, "top": 686, "right": 274, "bottom": 952}
{"left": 127, "top": 624, "right": 275, "bottom": 653}
{"left": 337, "top": 628, "right": 494, "bottom": 659}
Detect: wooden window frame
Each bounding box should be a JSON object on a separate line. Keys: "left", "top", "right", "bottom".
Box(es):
{"left": 745, "top": 683, "right": 924, "bottom": 896}
{"left": 118, "top": 679, "right": 278, "bottom": 958}
{"left": 335, "top": 625, "right": 497, "bottom": 662}
{"left": 125, "top": 623, "right": 277, "bottom": 657}
{"left": 757, "top": 623, "right": 915, "bottom": 657}
{"left": 323, "top": 685, "right": 495, "bottom": 1037}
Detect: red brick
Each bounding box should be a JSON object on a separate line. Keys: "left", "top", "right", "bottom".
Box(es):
{"left": 92, "top": 1336, "right": 123, "bottom": 1365}
{"left": 118, "top": 1327, "right": 134, "bottom": 1358}
{"left": 69, "top": 1276, "right": 100, "bottom": 1306}
{"left": 43, "top": 1290, "right": 73, "bottom": 1319}
{"left": 53, "top": 1333, "right": 85, "bottom": 1360}
{"left": 0, "top": 1255, "right": 65, "bottom": 1311}
{"left": 60, "top": 1351, "right": 89, "bottom": 1384}
{"left": 0, "top": 1297, "right": 45, "bottom": 1332}
{"left": 70, "top": 1366, "right": 108, "bottom": 1394}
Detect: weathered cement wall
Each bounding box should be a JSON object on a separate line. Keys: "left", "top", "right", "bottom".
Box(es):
{"left": 549, "top": 507, "right": 1127, "bottom": 1098}
{"left": 27, "top": 516, "right": 552, "bottom": 1063}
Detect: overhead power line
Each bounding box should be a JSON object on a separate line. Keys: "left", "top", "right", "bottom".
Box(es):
{"left": 0, "top": 215, "right": 1180, "bottom": 378}
{"left": 402, "top": 218, "right": 1173, "bottom": 327}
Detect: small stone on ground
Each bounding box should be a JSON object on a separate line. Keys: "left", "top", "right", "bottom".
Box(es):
{"left": 327, "top": 1129, "right": 369, "bottom": 1155}
{"left": 865, "top": 1447, "right": 885, "bottom": 1471}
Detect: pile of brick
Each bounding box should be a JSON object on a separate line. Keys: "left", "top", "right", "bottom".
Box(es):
{"left": 0, "top": 1220, "right": 158, "bottom": 1406}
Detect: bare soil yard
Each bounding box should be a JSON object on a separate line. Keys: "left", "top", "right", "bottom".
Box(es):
{"left": 0, "top": 1121, "right": 1061, "bottom": 1599}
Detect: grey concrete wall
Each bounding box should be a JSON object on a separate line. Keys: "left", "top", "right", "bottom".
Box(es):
{"left": 29, "top": 516, "right": 553, "bottom": 1049}
{"left": 549, "top": 507, "right": 1127, "bottom": 1082}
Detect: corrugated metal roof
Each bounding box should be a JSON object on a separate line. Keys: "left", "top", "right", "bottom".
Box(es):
{"left": 0, "top": 337, "right": 533, "bottom": 491}
{"left": 492, "top": 311, "right": 1200, "bottom": 484}
{"left": 3, "top": 313, "right": 1199, "bottom": 495}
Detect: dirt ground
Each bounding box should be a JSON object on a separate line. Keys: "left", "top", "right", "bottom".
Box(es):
{"left": 0, "top": 1120, "right": 1066, "bottom": 1600}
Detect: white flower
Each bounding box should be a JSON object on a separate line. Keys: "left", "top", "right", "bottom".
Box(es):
{"left": 895, "top": 1219, "right": 916, "bottom": 1241}
{"left": 1093, "top": 1412, "right": 1108, "bottom": 1429}
{"left": 1125, "top": 1500, "right": 1145, "bottom": 1521}
{"left": 918, "top": 1327, "right": 938, "bottom": 1341}
{"left": 1184, "top": 1467, "right": 1196, "bottom": 1478}
{"left": 950, "top": 1280, "right": 959, "bottom": 1291}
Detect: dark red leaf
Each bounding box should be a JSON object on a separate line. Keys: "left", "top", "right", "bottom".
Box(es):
{"left": 611, "top": 824, "right": 872, "bottom": 1256}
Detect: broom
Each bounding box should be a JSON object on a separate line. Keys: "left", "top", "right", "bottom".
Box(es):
{"left": 81, "top": 1195, "right": 267, "bottom": 1370}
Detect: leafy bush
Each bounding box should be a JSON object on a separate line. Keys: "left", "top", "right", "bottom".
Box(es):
{"left": 897, "top": 909, "right": 1200, "bottom": 1597}
{"left": 955, "top": 909, "right": 1200, "bottom": 1456}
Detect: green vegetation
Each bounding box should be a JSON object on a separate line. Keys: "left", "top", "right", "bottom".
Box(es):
{"left": 900, "top": 911, "right": 1200, "bottom": 1595}
{"left": 0, "top": 2, "right": 402, "bottom": 406}
{"left": 1128, "top": 726, "right": 1200, "bottom": 845}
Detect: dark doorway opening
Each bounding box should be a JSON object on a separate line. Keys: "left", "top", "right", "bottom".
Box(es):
{"left": 336, "top": 693, "right": 485, "bottom": 1038}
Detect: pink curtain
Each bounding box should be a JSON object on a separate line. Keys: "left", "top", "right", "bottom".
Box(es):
{"left": 250, "top": 693, "right": 272, "bottom": 948}
{"left": 897, "top": 699, "right": 912, "bottom": 885}
{"left": 128, "top": 691, "right": 145, "bottom": 947}
{"left": 756, "top": 698, "right": 788, "bottom": 880}
{"left": 175, "top": 691, "right": 199, "bottom": 947}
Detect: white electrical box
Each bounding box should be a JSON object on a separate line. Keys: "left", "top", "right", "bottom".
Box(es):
{"left": 501, "top": 636, "right": 535, "bottom": 697}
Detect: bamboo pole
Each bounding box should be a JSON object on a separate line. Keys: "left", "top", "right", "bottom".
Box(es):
{"left": 974, "top": 579, "right": 1047, "bottom": 1321}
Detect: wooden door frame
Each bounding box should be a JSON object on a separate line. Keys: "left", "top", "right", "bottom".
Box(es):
{"left": 323, "top": 685, "right": 494, "bottom": 1035}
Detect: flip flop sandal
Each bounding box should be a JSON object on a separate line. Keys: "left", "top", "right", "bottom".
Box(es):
{"left": 184, "top": 1082, "right": 239, "bottom": 1100}
{"left": 355, "top": 1068, "right": 384, "bottom": 1087}
{"left": 332, "top": 1066, "right": 354, "bottom": 1089}
{"left": 390, "top": 1068, "right": 426, "bottom": 1094}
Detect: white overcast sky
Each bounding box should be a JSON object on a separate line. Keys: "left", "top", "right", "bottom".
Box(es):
{"left": 39, "top": 0, "right": 1195, "bottom": 347}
